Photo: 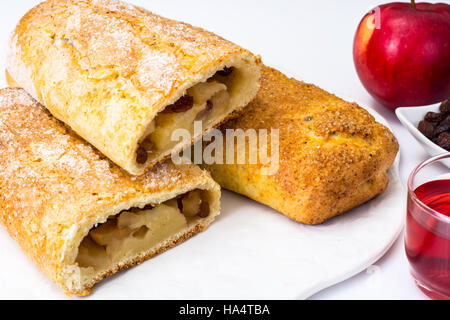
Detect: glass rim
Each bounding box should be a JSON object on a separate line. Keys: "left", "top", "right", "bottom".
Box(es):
{"left": 407, "top": 152, "right": 450, "bottom": 224}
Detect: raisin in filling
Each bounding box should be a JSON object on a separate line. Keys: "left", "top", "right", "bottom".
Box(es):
{"left": 135, "top": 68, "right": 235, "bottom": 163}
{"left": 76, "top": 190, "right": 210, "bottom": 271}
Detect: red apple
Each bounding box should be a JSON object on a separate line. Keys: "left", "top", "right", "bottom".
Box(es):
{"left": 353, "top": 1, "right": 450, "bottom": 110}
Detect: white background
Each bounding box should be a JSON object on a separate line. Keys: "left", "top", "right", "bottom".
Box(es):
{"left": 0, "top": 0, "right": 443, "bottom": 299}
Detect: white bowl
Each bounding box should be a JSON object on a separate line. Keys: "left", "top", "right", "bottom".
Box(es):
{"left": 396, "top": 103, "right": 448, "bottom": 157}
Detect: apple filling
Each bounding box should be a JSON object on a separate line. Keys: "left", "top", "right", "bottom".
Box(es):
{"left": 76, "top": 189, "right": 210, "bottom": 271}
{"left": 136, "top": 67, "right": 239, "bottom": 164}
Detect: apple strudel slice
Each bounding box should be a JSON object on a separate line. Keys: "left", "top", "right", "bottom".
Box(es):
{"left": 202, "top": 65, "right": 398, "bottom": 225}
{"left": 0, "top": 88, "right": 220, "bottom": 296}
{"left": 7, "top": 0, "right": 260, "bottom": 175}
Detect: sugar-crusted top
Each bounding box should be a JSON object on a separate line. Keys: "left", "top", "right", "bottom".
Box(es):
{"left": 0, "top": 88, "right": 203, "bottom": 218}
{"left": 210, "top": 66, "right": 399, "bottom": 224}
{"left": 7, "top": 0, "right": 257, "bottom": 175}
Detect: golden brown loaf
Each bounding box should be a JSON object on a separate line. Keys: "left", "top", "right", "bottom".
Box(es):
{"left": 7, "top": 0, "right": 260, "bottom": 175}
{"left": 0, "top": 88, "right": 221, "bottom": 295}
{"left": 203, "top": 65, "right": 399, "bottom": 225}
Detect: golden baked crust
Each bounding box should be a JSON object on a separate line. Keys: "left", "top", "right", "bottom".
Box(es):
{"left": 203, "top": 65, "right": 399, "bottom": 225}
{"left": 7, "top": 0, "right": 260, "bottom": 175}
{"left": 0, "top": 88, "right": 221, "bottom": 295}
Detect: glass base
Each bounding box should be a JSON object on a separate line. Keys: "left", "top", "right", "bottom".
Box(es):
{"left": 413, "top": 276, "right": 450, "bottom": 300}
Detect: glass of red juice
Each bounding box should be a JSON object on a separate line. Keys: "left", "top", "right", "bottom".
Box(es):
{"left": 405, "top": 152, "right": 450, "bottom": 300}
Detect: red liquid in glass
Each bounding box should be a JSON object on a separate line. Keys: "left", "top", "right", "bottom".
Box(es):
{"left": 405, "top": 179, "right": 450, "bottom": 299}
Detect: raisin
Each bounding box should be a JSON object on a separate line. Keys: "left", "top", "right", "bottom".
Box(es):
{"left": 424, "top": 111, "right": 444, "bottom": 123}
{"left": 136, "top": 147, "right": 148, "bottom": 164}
{"left": 217, "top": 67, "right": 233, "bottom": 77}
{"left": 140, "top": 137, "right": 153, "bottom": 151}
{"left": 418, "top": 120, "right": 435, "bottom": 139}
{"left": 206, "top": 100, "right": 213, "bottom": 111}
{"left": 143, "top": 204, "right": 154, "bottom": 210}
{"left": 176, "top": 194, "right": 184, "bottom": 212}
{"left": 434, "top": 115, "right": 450, "bottom": 136}
{"left": 165, "top": 95, "right": 194, "bottom": 113}
{"left": 197, "top": 201, "right": 210, "bottom": 218}
{"left": 436, "top": 132, "right": 450, "bottom": 151}
{"left": 440, "top": 100, "right": 450, "bottom": 114}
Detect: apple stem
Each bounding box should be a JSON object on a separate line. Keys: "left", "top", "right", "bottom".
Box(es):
{"left": 411, "top": 0, "right": 416, "bottom": 9}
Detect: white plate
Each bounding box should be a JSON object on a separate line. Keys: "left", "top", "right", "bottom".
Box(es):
{"left": 0, "top": 106, "right": 404, "bottom": 299}
{"left": 396, "top": 104, "right": 447, "bottom": 157}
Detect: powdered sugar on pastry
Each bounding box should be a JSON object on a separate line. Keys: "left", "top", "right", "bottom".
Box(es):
{"left": 0, "top": 88, "right": 221, "bottom": 295}
{"left": 7, "top": 0, "right": 260, "bottom": 175}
